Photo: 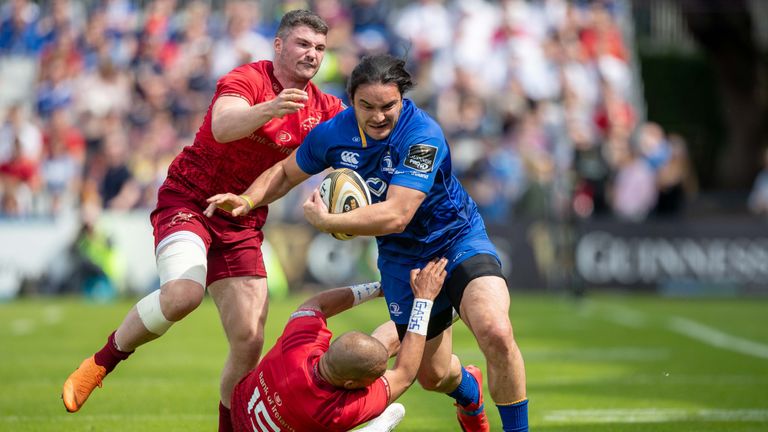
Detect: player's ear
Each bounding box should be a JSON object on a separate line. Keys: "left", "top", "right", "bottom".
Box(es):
{"left": 274, "top": 37, "right": 282, "bottom": 54}
{"left": 342, "top": 380, "right": 359, "bottom": 390}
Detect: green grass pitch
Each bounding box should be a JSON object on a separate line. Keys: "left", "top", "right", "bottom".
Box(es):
{"left": 1, "top": 293, "right": 767, "bottom": 431}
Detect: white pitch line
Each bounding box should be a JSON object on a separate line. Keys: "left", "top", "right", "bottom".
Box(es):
{"left": 668, "top": 317, "right": 768, "bottom": 360}
{"left": 544, "top": 408, "right": 768, "bottom": 424}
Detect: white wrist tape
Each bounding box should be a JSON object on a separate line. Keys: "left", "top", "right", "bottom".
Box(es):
{"left": 350, "top": 281, "right": 381, "bottom": 305}
{"left": 136, "top": 289, "right": 173, "bottom": 335}
{"left": 406, "top": 298, "right": 433, "bottom": 336}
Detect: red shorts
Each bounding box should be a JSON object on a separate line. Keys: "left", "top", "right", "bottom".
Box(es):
{"left": 150, "top": 187, "right": 266, "bottom": 287}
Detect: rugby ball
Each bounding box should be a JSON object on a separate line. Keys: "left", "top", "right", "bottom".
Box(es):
{"left": 318, "top": 168, "right": 371, "bottom": 240}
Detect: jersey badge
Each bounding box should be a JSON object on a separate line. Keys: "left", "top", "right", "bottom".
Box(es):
{"left": 381, "top": 151, "right": 395, "bottom": 174}
{"left": 277, "top": 130, "right": 292, "bottom": 143}
{"left": 404, "top": 144, "right": 438, "bottom": 173}
{"left": 389, "top": 302, "right": 403, "bottom": 317}
{"left": 340, "top": 150, "right": 360, "bottom": 168}
{"left": 301, "top": 116, "right": 320, "bottom": 131}
{"left": 366, "top": 177, "right": 388, "bottom": 198}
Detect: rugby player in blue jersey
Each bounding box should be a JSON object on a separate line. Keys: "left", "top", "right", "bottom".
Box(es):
{"left": 206, "top": 54, "right": 528, "bottom": 432}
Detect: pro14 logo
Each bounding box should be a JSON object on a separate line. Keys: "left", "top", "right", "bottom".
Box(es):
{"left": 404, "top": 144, "right": 437, "bottom": 173}
{"left": 340, "top": 150, "right": 360, "bottom": 167}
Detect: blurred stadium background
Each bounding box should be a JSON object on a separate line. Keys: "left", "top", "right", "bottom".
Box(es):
{"left": 1, "top": 0, "right": 767, "bottom": 430}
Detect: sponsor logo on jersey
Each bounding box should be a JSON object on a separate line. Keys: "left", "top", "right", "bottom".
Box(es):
{"left": 352, "top": 136, "right": 361, "bottom": 143}
{"left": 381, "top": 152, "right": 395, "bottom": 174}
{"left": 404, "top": 144, "right": 437, "bottom": 173}
{"left": 168, "top": 211, "right": 195, "bottom": 227}
{"left": 340, "top": 150, "right": 360, "bottom": 167}
{"left": 389, "top": 302, "right": 402, "bottom": 317}
{"left": 277, "top": 130, "right": 292, "bottom": 142}
{"left": 366, "top": 177, "right": 388, "bottom": 197}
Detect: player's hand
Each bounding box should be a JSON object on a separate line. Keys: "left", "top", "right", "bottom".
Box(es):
{"left": 204, "top": 193, "right": 253, "bottom": 217}
{"left": 409, "top": 258, "right": 447, "bottom": 301}
{"left": 270, "top": 88, "right": 308, "bottom": 118}
{"left": 302, "top": 188, "right": 330, "bottom": 231}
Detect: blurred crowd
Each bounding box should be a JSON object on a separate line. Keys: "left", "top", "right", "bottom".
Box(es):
{"left": 0, "top": 0, "right": 702, "bottom": 224}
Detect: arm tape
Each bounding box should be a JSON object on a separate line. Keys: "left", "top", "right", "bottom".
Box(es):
{"left": 350, "top": 281, "right": 381, "bottom": 306}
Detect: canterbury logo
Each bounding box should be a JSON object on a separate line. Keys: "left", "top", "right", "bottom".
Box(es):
{"left": 340, "top": 151, "right": 359, "bottom": 165}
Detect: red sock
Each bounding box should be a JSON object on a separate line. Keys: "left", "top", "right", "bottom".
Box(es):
{"left": 93, "top": 331, "right": 133, "bottom": 374}
{"left": 219, "top": 401, "right": 233, "bottom": 432}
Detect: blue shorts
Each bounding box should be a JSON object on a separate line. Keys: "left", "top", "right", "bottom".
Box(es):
{"left": 378, "top": 232, "right": 500, "bottom": 327}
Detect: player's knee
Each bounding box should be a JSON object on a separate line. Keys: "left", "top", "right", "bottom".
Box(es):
{"left": 229, "top": 324, "right": 265, "bottom": 358}
{"left": 136, "top": 285, "right": 204, "bottom": 335}
{"left": 474, "top": 319, "right": 515, "bottom": 357}
{"left": 417, "top": 367, "right": 452, "bottom": 392}
{"left": 161, "top": 285, "right": 205, "bottom": 321}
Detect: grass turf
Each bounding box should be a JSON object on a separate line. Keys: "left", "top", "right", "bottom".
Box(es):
{"left": 1, "top": 293, "right": 767, "bottom": 431}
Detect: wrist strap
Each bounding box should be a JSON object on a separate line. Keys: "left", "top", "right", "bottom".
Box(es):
{"left": 407, "top": 298, "right": 433, "bottom": 336}
{"left": 239, "top": 194, "right": 255, "bottom": 211}
{"left": 350, "top": 282, "right": 381, "bottom": 306}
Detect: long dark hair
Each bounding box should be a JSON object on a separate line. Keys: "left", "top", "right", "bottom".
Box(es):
{"left": 347, "top": 55, "right": 414, "bottom": 100}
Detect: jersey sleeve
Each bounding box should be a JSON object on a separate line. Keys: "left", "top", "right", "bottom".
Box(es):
{"left": 215, "top": 66, "right": 261, "bottom": 106}
{"left": 335, "top": 377, "right": 391, "bottom": 429}
{"left": 389, "top": 124, "right": 447, "bottom": 193}
{"left": 295, "top": 124, "right": 331, "bottom": 175}
{"left": 280, "top": 308, "right": 332, "bottom": 351}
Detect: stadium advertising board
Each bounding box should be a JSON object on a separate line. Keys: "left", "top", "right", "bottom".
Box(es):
{"left": 489, "top": 218, "right": 768, "bottom": 296}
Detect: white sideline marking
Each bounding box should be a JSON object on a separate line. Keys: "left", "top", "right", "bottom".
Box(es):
{"left": 593, "top": 301, "right": 768, "bottom": 360}
{"left": 544, "top": 408, "right": 768, "bottom": 424}
{"left": 668, "top": 317, "right": 768, "bottom": 360}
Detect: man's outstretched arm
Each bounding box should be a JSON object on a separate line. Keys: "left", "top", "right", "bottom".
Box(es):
{"left": 204, "top": 151, "right": 311, "bottom": 217}
{"left": 297, "top": 281, "right": 383, "bottom": 319}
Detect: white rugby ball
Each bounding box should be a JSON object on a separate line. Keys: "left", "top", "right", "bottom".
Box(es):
{"left": 318, "top": 168, "right": 371, "bottom": 240}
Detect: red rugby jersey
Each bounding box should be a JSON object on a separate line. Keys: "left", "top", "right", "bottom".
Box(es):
{"left": 161, "top": 61, "right": 343, "bottom": 227}
{"left": 231, "top": 310, "right": 390, "bottom": 432}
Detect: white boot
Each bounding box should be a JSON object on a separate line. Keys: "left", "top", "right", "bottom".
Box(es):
{"left": 354, "top": 403, "right": 406, "bottom": 432}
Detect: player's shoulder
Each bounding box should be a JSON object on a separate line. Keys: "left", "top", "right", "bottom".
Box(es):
{"left": 229, "top": 60, "right": 270, "bottom": 78}
{"left": 392, "top": 100, "right": 445, "bottom": 149}
{"left": 397, "top": 100, "right": 442, "bottom": 136}
{"left": 306, "top": 81, "right": 345, "bottom": 113}
{"left": 311, "top": 106, "right": 355, "bottom": 137}
{"left": 218, "top": 61, "right": 270, "bottom": 91}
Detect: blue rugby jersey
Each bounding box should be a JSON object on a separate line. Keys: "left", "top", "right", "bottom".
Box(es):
{"left": 295, "top": 99, "right": 487, "bottom": 263}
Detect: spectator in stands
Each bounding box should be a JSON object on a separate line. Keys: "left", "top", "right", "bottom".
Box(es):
{"left": 0, "top": 136, "right": 39, "bottom": 216}
{"left": 0, "top": 0, "right": 43, "bottom": 56}
{"left": 748, "top": 148, "right": 768, "bottom": 217}
{"left": 0, "top": 0, "right": 649, "bottom": 233}
{"left": 210, "top": 0, "right": 272, "bottom": 79}
{"left": 607, "top": 136, "right": 656, "bottom": 222}
{"left": 653, "top": 133, "right": 697, "bottom": 217}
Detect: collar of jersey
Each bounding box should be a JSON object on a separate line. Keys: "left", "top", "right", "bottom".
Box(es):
{"left": 356, "top": 123, "right": 369, "bottom": 148}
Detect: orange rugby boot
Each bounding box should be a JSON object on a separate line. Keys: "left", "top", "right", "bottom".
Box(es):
{"left": 62, "top": 356, "right": 107, "bottom": 412}
{"left": 455, "top": 365, "right": 490, "bottom": 432}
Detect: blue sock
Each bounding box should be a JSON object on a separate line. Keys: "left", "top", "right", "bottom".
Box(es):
{"left": 498, "top": 399, "right": 529, "bottom": 432}
{"left": 447, "top": 367, "right": 480, "bottom": 407}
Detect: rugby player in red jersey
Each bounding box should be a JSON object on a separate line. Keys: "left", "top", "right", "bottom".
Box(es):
{"left": 62, "top": 10, "right": 344, "bottom": 432}
{"left": 231, "top": 258, "right": 447, "bottom": 432}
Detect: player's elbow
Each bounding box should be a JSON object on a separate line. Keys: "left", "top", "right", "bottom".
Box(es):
{"left": 385, "top": 213, "right": 411, "bottom": 234}
{"left": 211, "top": 124, "right": 233, "bottom": 143}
